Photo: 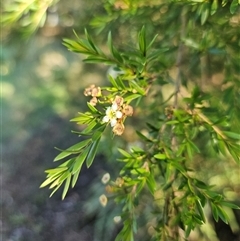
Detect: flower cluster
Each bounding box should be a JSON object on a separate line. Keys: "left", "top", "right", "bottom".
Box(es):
{"left": 102, "top": 96, "right": 133, "bottom": 135}
{"left": 84, "top": 84, "right": 102, "bottom": 106}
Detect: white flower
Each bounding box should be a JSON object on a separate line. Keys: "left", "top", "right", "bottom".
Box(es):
{"left": 101, "top": 173, "right": 110, "bottom": 184}
{"left": 102, "top": 104, "right": 123, "bottom": 127}
{"left": 112, "top": 103, "right": 118, "bottom": 111}
{"left": 110, "top": 118, "right": 117, "bottom": 127}
{"left": 113, "top": 216, "right": 121, "bottom": 223}
{"left": 116, "top": 110, "right": 123, "bottom": 119}
{"left": 99, "top": 194, "right": 108, "bottom": 207}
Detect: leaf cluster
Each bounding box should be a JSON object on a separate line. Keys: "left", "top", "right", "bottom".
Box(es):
{"left": 38, "top": 2, "right": 240, "bottom": 240}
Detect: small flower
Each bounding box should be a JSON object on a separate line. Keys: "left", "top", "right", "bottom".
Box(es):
{"left": 102, "top": 96, "right": 133, "bottom": 135}
{"left": 84, "top": 84, "right": 95, "bottom": 96}
{"left": 89, "top": 97, "right": 98, "bottom": 106}
{"left": 115, "top": 177, "right": 124, "bottom": 187}
{"left": 101, "top": 173, "right": 110, "bottom": 184}
{"left": 112, "top": 122, "right": 125, "bottom": 135}
{"left": 99, "top": 194, "right": 108, "bottom": 207}
{"left": 113, "top": 216, "right": 121, "bottom": 223}
{"left": 123, "top": 104, "right": 133, "bottom": 116}
{"left": 105, "top": 185, "right": 114, "bottom": 193}
{"left": 102, "top": 105, "right": 123, "bottom": 127}
{"left": 113, "top": 95, "right": 124, "bottom": 107}
{"left": 84, "top": 84, "right": 101, "bottom": 97}
{"left": 91, "top": 86, "right": 101, "bottom": 97}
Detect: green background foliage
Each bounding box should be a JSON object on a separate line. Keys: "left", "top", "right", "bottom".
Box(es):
{"left": 2, "top": 0, "right": 240, "bottom": 241}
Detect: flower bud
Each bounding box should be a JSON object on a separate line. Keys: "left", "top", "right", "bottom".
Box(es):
{"left": 114, "top": 95, "right": 124, "bottom": 107}
{"left": 89, "top": 97, "right": 98, "bottom": 106}
{"left": 123, "top": 105, "right": 133, "bottom": 116}
{"left": 113, "top": 122, "right": 125, "bottom": 135}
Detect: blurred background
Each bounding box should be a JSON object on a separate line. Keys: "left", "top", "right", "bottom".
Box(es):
{"left": 2, "top": 1, "right": 120, "bottom": 241}
{"left": 1, "top": 1, "right": 240, "bottom": 241}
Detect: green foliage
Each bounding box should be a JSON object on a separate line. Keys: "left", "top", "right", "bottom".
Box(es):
{"left": 5, "top": 0, "right": 240, "bottom": 240}
{"left": 2, "top": 0, "right": 58, "bottom": 36}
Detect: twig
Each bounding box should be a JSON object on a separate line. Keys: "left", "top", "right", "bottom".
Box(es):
{"left": 174, "top": 8, "right": 187, "bottom": 108}
{"left": 172, "top": 8, "right": 187, "bottom": 150}
{"left": 195, "top": 111, "right": 227, "bottom": 140}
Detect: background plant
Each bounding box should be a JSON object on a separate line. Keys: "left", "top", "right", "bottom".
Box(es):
{"left": 3, "top": 0, "right": 240, "bottom": 240}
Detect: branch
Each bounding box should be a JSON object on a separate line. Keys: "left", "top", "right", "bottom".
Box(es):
{"left": 174, "top": 8, "right": 187, "bottom": 108}
{"left": 195, "top": 111, "right": 227, "bottom": 140}
{"left": 172, "top": 8, "right": 187, "bottom": 150}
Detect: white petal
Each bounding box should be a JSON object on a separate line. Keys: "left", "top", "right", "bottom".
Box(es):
{"left": 116, "top": 111, "right": 123, "bottom": 119}
{"left": 110, "top": 119, "right": 117, "bottom": 127}
{"left": 102, "top": 116, "right": 109, "bottom": 123}
{"left": 111, "top": 103, "right": 118, "bottom": 111}
{"left": 106, "top": 107, "right": 111, "bottom": 115}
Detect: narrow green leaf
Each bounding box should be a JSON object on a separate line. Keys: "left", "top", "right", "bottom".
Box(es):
{"left": 138, "top": 25, "right": 146, "bottom": 56}
{"left": 71, "top": 167, "right": 81, "bottom": 188}
{"left": 72, "top": 145, "right": 91, "bottom": 174}
{"left": 218, "top": 139, "right": 226, "bottom": 155}
{"left": 86, "top": 136, "right": 101, "bottom": 168}
{"left": 40, "top": 174, "right": 61, "bottom": 188}
{"left": 62, "top": 175, "right": 71, "bottom": 200}
{"left": 108, "top": 74, "right": 119, "bottom": 89}
{"left": 136, "top": 179, "right": 146, "bottom": 195}
{"left": 118, "top": 148, "right": 132, "bottom": 158}
{"left": 44, "top": 167, "right": 68, "bottom": 174}
{"left": 188, "top": 179, "right": 195, "bottom": 194}
{"left": 84, "top": 28, "right": 98, "bottom": 53}
{"left": 87, "top": 102, "right": 99, "bottom": 113}
{"left": 107, "top": 31, "right": 113, "bottom": 53}
{"left": 171, "top": 160, "right": 185, "bottom": 173}
{"left": 136, "top": 130, "right": 153, "bottom": 142}
{"left": 70, "top": 112, "right": 93, "bottom": 123}
{"left": 124, "top": 93, "right": 142, "bottom": 103}
{"left": 194, "top": 179, "right": 208, "bottom": 189}
{"left": 154, "top": 153, "right": 166, "bottom": 160}
{"left": 185, "top": 223, "right": 192, "bottom": 237}
{"left": 146, "top": 174, "right": 156, "bottom": 195}
{"left": 188, "top": 139, "right": 200, "bottom": 153}
{"left": 130, "top": 80, "right": 145, "bottom": 95}
{"left": 49, "top": 176, "right": 62, "bottom": 189}
{"left": 147, "top": 48, "right": 169, "bottom": 62}
{"left": 92, "top": 130, "right": 102, "bottom": 141}
{"left": 166, "top": 120, "right": 180, "bottom": 125}
{"left": 131, "top": 146, "right": 145, "bottom": 154}
{"left": 81, "top": 120, "right": 98, "bottom": 134}
{"left": 59, "top": 171, "right": 71, "bottom": 182}
{"left": 222, "top": 131, "right": 240, "bottom": 140}
{"left": 54, "top": 139, "right": 91, "bottom": 161}
{"left": 211, "top": 0, "right": 218, "bottom": 15}
{"left": 83, "top": 56, "right": 112, "bottom": 64}
{"left": 211, "top": 203, "right": 219, "bottom": 222}
{"left": 50, "top": 184, "right": 62, "bottom": 197}
{"left": 226, "top": 144, "right": 240, "bottom": 164}
{"left": 216, "top": 205, "right": 229, "bottom": 224}
{"left": 63, "top": 39, "right": 89, "bottom": 54}
{"left": 230, "top": 0, "right": 239, "bottom": 14}
{"left": 147, "top": 34, "right": 158, "bottom": 50}
{"left": 201, "top": 4, "right": 210, "bottom": 25}
{"left": 186, "top": 142, "right": 193, "bottom": 159}
{"left": 219, "top": 201, "right": 240, "bottom": 209}
{"left": 107, "top": 31, "right": 123, "bottom": 62}
{"left": 115, "top": 76, "right": 126, "bottom": 89}
{"left": 196, "top": 200, "right": 206, "bottom": 222}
